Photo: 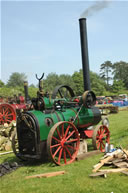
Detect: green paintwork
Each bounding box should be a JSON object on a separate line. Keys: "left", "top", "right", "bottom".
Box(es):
{"left": 29, "top": 105, "right": 94, "bottom": 141}
{"left": 43, "top": 97, "right": 54, "bottom": 109}
{"left": 78, "top": 106, "right": 93, "bottom": 126}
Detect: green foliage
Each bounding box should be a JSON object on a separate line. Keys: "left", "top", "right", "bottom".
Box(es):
{"left": 0, "top": 80, "right": 5, "bottom": 87}
{"left": 112, "top": 61, "right": 128, "bottom": 89}
{"left": 112, "top": 80, "right": 125, "bottom": 94}
{"left": 72, "top": 70, "right": 107, "bottom": 96}
{"left": 100, "top": 61, "right": 112, "bottom": 86}
{"left": 44, "top": 73, "right": 75, "bottom": 94}
{"left": 0, "top": 87, "right": 24, "bottom": 97}
{"left": 90, "top": 71, "right": 106, "bottom": 95}
{"left": 1, "top": 111, "right": 128, "bottom": 193}
{"left": 28, "top": 87, "right": 38, "bottom": 98}
{"left": 72, "top": 70, "right": 84, "bottom": 95}
{"left": 7, "top": 72, "right": 27, "bottom": 87}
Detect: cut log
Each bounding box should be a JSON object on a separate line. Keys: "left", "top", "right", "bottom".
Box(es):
{"left": 25, "top": 171, "right": 66, "bottom": 179}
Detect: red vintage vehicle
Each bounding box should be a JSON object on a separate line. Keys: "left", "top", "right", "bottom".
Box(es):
{"left": 0, "top": 82, "right": 31, "bottom": 125}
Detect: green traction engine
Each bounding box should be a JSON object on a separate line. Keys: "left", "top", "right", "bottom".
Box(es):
{"left": 14, "top": 18, "right": 110, "bottom": 165}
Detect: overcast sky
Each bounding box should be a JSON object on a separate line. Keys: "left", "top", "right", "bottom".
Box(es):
{"left": 1, "top": 0, "right": 128, "bottom": 85}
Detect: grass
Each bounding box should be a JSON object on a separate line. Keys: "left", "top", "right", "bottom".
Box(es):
{"left": 0, "top": 110, "right": 128, "bottom": 193}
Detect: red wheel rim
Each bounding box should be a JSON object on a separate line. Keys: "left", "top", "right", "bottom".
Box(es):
{"left": 0, "top": 104, "right": 16, "bottom": 125}
{"left": 96, "top": 125, "right": 110, "bottom": 152}
{"left": 48, "top": 121, "right": 80, "bottom": 166}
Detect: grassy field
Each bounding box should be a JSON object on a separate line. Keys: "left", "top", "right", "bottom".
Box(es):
{"left": 0, "top": 111, "right": 128, "bottom": 193}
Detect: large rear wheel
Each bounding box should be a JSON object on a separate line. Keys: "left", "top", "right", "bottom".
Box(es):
{"left": 47, "top": 121, "right": 80, "bottom": 166}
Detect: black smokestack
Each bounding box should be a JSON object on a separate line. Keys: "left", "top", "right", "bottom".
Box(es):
{"left": 79, "top": 18, "right": 91, "bottom": 91}
{"left": 24, "top": 81, "right": 29, "bottom": 103}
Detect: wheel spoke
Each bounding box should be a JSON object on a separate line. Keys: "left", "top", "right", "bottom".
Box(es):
{"left": 64, "top": 125, "right": 70, "bottom": 138}
{"left": 61, "top": 124, "right": 64, "bottom": 138}
{"left": 58, "top": 148, "right": 63, "bottom": 164}
{"left": 67, "top": 144, "right": 76, "bottom": 150}
{"left": 56, "top": 128, "right": 61, "bottom": 139}
{"left": 5, "top": 113, "right": 14, "bottom": 117}
{"left": 63, "top": 148, "right": 66, "bottom": 164}
{"left": 66, "top": 138, "right": 78, "bottom": 144}
{"left": 2, "top": 108, "right": 5, "bottom": 115}
{"left": 52, "top": 146, "right": 61, "bottom": 158}
{"left": 65, "top": 146, "right": 72, "bottom": 159}
{"left": 101, "top": 128, "right": 106, "bottom": 135}
{"left": 65, "top": 130, "right": 75, "bottom": 141}
{"left": 51, "top": 143, "right": 61, "bottom": 148}
{"left": 4, "top": 108, "right": 9, "bottom": 114}
{"left": 97, "top": 141, "right": 100, "bottom": 149}
{"left": 97, "top": 131, "right": 100, "bottom": 136}
{"left": 102, "top": 133, "right": 108, "bottom": 138}
{"left": 96, "top": 139, "right": 100, "bottom": 144}
{"left": 101, "top": 140, "right": 105, "bottom": 147}
{"left": 52, "top": 136, "right": 60, "bottom": 143}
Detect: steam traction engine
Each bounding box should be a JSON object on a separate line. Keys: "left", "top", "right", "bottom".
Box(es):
{"left": 13, "top": 18, "right": 110, "bottom": 165}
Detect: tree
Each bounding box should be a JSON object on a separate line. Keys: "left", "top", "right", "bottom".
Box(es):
{"left": 100, "top": 61, "right": 112, "bottom": 87}
{"left": 90, "top": 71, "right": 106, "bottom": 95}
{"left": 29, "top": 84, "right": 36, "bottom": 88}
{"left": 0, "top": 80, "right": 5, "bottom": 87}
{"left": 72, "top": 70, "right": 84, "bottom": 95}
{"left": 72, "top": 69, "right": 107, "bottom": 96}
{"left": 43, "top": 73, "right": 75, "bottom": 94}
{"left": 7, "top": 72, "right": 27, "bottom": 87}
{"left": 112, "top": 80, "right": 125, "bottom": 94}
{"left": 43, "top": 73, "right": 60, "bottom": 93}
{"left": 112, "top": 61, "right": 128, "bottom": 89}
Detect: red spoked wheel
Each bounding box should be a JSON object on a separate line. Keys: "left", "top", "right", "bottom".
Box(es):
{"left": 0, "top": 104, "right": 16, "bottom": 125}
{"left": 47, "top": 121, "right": 80, "bottom": 166}
{"left": 92, "top": 125, "right": 110, "bottom": 152}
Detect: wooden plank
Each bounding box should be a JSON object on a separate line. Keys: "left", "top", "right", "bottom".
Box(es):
{"left": 25, "top": 171, "right": 66, "bottom": 179}
{"left": 0, "top": 151, "right": 13, "bottom": 156}
{"left": 121, "top": 171, "right": 128, "bottom": 176}
{"left": 93, "top": 155, "right": 114, "bottom": 173}
{"left": 112, "top": 158, "right": 125, "bottom": 164}
{"left": 113, "top": 162, "right": 128, "bottom": 168}
{"left": 120, "top": 146, "right": 128, "bottom": 158}
{"left": 76, "top": 150, "right": 101, "bottom": 161}
{"left": 99, "top": 168, "right": 128, "bottom": 173}
{"left": 90, "top": 172, "right": 107, "bottom": 178}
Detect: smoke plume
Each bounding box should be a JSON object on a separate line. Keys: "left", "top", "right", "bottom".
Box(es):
{"left": 80, "top": 0, "right": 110, "bottom": 18}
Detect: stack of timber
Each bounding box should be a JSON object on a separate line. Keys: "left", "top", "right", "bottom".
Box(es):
{"left": 0, "top": 121, "right": 16, "bottom": 151}
{"left": 90, "top": 147, "right": 128, "bottom": 178}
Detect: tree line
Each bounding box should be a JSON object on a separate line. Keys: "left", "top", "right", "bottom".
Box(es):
{"left": 0, "top": 60, "right": 128, "bottom": 98}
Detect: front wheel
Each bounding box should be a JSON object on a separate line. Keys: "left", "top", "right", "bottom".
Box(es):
{"left": 92, "top": 125, "right": 110, "bottom": 152}
{"left": 47, "top": 121, "right": 80, "bottom": 166}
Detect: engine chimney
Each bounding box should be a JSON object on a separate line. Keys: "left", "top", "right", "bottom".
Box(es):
{"left": 79, "top": 18, "right": 91, "bottom": 91}
{"left": 24, "top": 81, "right": 29, "bottom": 103}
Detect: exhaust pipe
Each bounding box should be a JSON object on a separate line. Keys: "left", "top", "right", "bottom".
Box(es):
{"left": 24, "top": 81, "right": 29, "bottom": 103}
{"left": 79, "top": 18, "right": 91, "bottom": 91}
